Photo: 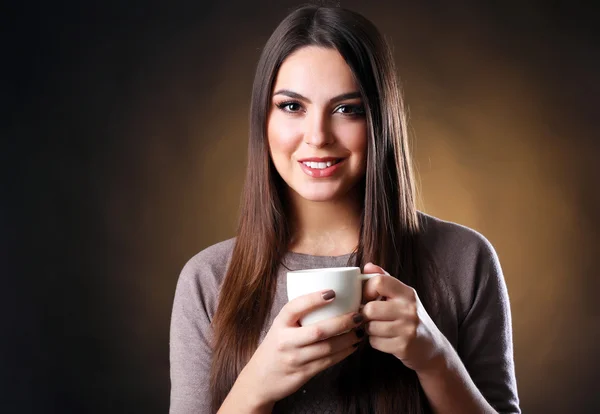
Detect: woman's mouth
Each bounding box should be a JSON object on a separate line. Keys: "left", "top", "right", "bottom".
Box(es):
{"left": 298, "top": 158, "right": 345, "bottom": 178}
{"left": 300, "top": 159, "right": 342, "bottom": 169}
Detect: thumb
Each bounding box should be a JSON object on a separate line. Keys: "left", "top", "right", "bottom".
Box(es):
{"left": 363, "top": 262, "right": 390, "bottom": 276}
{"left": 362, "top": 262, "right": 390, "bottom": 304}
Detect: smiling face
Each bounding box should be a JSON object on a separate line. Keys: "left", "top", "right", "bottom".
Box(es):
{"left": 267, "top": 46, "right": 368, "bottom": 203}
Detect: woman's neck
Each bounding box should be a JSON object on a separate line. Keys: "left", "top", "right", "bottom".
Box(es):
{"left": 287, "top": 190, "right": 362, "bottom": 256}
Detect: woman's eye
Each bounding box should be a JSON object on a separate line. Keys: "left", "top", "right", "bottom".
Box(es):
{"left": 335, "top": 104, "right": 365, "bottom": 116}
{"left": 277, "top": 102, "right": 302, "bottom": 112}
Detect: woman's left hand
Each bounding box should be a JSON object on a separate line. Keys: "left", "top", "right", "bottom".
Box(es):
{"left": 361, "top": 262, "right": 449, "bottom": 374}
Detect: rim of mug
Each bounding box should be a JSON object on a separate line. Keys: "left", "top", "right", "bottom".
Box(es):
{"left": 288, "top": 266, "right": 359, "bottom": 274}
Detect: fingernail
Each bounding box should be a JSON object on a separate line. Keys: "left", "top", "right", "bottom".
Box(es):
{"left": 352, "top": 313, "right": 364, "bottom": 324}
{"left": 356, "top": 328, "right": 365, "bottom": 338}
{"left": 322, "top": 290, "right": 335, "bottom": 301}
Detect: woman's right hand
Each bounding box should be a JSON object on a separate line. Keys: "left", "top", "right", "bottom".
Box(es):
{"left": 233, "top": 289, "right": 364, "bottom": 407}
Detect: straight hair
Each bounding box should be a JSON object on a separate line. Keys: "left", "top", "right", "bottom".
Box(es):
{"left": 210, "top": 5, "right": 440, "bottom": 413}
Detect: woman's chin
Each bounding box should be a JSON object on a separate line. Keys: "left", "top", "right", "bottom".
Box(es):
{"left": 292, "top": 187, "right": 346, "bottom": 203}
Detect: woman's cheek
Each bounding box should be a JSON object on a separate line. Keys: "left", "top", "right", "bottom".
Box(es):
{"left": 269, "top": 113, "right": 301, "bottom": 142}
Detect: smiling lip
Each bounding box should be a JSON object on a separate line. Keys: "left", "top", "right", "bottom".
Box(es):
{"left": 297, "top": 157, "right": 343, "bottom": 162}
{"left": 298, "top": 157, "right": 346, "bottom": 178}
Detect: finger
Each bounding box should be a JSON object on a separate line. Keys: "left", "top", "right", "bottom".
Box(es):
{"left": 363, "top": 262, "right": 390, "bottom": 276}
{"left": 361, "top": 300, "right": 402, "bottom": 322}
{"left": 305, "top": 341, "right": 358, "bottom": 377}
{"left": 279, "top": 289, "right": 336, "bottom": 326}
{"left": 296, "top": 329, "right": 362, "bottom": 365}
{"left": 290, "top": 311, "right": 365, "bottom": 347}
{"left": 364, "top": 320, "right": 403, "bottom": 338}
{"left": 368, "top": 335, "right": 402, "bottom": 356}
{"left": 362, "top": 274, "right": 413, "bottom": 302}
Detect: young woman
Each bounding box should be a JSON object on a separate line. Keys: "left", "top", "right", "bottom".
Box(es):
{"left": 170, "top": 5, "right": 520, "bottom": 414}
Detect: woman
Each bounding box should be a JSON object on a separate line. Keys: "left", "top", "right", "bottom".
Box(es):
{"left": 170, "top": 5, "right": 520, "bottom": 414}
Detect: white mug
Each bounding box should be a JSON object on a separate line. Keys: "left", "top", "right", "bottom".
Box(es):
{"left": 286, "top": 266, "right": 381, "bottom": 326}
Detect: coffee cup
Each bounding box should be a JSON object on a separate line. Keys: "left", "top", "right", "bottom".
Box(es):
{"left": 286, "top": 266, "right": 381, "bottom": 325}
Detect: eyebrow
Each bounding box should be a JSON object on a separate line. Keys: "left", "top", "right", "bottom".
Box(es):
{"left": 273, "top": 89, "right": 362, "bottom": 104}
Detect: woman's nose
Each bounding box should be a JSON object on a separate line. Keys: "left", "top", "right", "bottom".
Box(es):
{"left": 304, "top": 112, "right": 333, "bottom": 148}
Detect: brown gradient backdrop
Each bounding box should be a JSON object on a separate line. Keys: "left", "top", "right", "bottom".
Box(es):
{"left": 3, "top": 1, "right": 599, "bottom": 413}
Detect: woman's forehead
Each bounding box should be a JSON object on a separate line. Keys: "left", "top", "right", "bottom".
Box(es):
{"left": 273, "top": 46, "right": 359, "bottom": 99}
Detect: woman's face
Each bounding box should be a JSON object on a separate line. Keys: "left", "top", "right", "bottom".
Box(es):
{"left": 267, "top": 46, "right": 368, "bottom": 203}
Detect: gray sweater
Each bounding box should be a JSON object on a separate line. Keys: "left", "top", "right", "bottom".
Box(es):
{"left": 169, "top": 214, "right": 520, "bottom": 413}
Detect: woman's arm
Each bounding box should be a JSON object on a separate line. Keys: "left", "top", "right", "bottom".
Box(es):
{"left": 171, "top": 250, "right": 362, "bottom": 413}
{"left": 361, "top": 250, "right": 519, "bottom": 414}
{"left": 170, "top": 258, "right": 217, "bottom": 414}
{"left": 443, "top": 238, "right": 520, "bottom": 413}
{"left": 417, "top": 342, "right": 498, "bottom": 414}
{"left": 217, "top": 290, "right": 362, "bottom": 413}
{"left": 417, "top": 237, "right": 520, "bottom": 414}
{"left": 216, "top": 370, "right": 276, "bottom": 414}
{"left": 170, "top": 258, "right": 278, "bottom": 414}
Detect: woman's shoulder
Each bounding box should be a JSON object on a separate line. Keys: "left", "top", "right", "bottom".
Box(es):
{"left": 418, "top": 211, "right": 497, "bottom": 265}
{"left": 417, "top": 212, "right": 505, "bottom": 312}
{"left": 178, "top": 238, "right": 237, "bottom": 289}
{"left": 185, "top": 238, "right": 237, "bottom": 268}
{"left": 171, "top": 239, "right": 237, "bottom": 348}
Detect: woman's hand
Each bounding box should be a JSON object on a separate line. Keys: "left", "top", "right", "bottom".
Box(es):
{"left": 361, "top": 263, "right": 449, "bottom": 374}
{"left": 234, "top": 289, "right": 364, "bottom": 408}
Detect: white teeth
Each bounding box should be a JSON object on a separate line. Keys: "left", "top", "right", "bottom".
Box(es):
{"left": 302, "top": 160, "right": 338, "bottom": 169}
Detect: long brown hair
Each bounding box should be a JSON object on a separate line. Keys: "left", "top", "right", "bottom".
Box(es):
{"left": 210, "top": 5, "right": 440, "bottom": 413}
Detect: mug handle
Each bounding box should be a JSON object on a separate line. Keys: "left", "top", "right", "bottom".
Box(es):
{"left": 360, "top": 273, "right": 384, "bottom": 281}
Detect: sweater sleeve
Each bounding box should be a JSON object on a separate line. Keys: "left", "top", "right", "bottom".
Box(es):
{"left": 169, "top": 255, "right": 218, "bottom": 414}
{"left": 457, "top": 238, "right": 520, "bottom": 414}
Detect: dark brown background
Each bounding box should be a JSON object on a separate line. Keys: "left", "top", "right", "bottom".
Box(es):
{"left": 3, "top": 1, "right": 599, "bottom": 413}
